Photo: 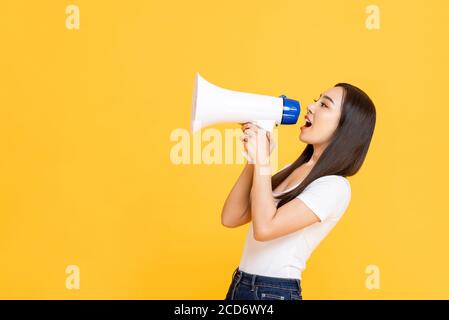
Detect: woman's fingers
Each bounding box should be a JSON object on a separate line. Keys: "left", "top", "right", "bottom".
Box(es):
{"left": 241, "top": 123, "right": 266, "bottom": 145}
{"left": 241, "top": 122, "right": 257, "bottom": 131}
{"left": 242, "top": 126, "right": 258, "bottom": 138}
{"left": 266, "top": 131, "right": 273, "bottom": 142}
{"left": 244, "top": 129, "right": 256, "bottom": 139}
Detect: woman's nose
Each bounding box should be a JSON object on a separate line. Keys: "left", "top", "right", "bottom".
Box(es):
{"left": 306, "top": 106, "right": 313, "bottom": 114}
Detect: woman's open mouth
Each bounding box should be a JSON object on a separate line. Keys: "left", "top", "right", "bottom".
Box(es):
{"left": 300, "top": 118, "right": 312, "bottom": 130}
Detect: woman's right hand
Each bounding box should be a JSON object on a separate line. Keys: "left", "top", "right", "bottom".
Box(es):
{"left": 239, "top": 122, "right": 253, "bottom": 155}
{"left": 239, "top": 122, "right": 276, "bottom": 157}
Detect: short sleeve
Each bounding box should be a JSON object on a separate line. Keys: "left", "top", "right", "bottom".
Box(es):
{"left": 296, "top": 175, "right": 351, "bottom": 222}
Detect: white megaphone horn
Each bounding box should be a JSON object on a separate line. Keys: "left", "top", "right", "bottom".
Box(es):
{"left": 191, "top": 73, "right": 300, "bottom": 133}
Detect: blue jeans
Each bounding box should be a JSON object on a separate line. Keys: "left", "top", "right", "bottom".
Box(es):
{"left": 225, "top": 267, "right": 302, "bottom": 300}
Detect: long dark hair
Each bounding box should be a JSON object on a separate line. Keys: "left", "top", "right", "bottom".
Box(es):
{"left": 272, "top": 83, "right": 376, "bottom": 208}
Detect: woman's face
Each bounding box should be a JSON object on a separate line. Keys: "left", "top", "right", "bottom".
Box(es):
{"left": 299, "top": 86, "right": 344, "bottom": 146}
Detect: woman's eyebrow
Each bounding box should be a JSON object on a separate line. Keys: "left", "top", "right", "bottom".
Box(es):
{"left": 319, "top": 93, "right": 335, "bottom": 105}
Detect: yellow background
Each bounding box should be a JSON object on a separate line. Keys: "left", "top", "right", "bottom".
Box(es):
{"left": 0, "top": 0, "right": 448, "bottom": 299}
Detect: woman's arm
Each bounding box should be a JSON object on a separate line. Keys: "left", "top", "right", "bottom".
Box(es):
{"left": 248, "top": 127, "right": 320, "bottom": 242}
{"left": 221, "top": 163, "right": 253, "bottom": 228}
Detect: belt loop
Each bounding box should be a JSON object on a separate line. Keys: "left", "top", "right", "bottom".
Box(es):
{"left": 232, "top": 267, "right": 238, "bottom": 281}
{"left": 295, "top": 279, "right": 301, "bottom": 291}
{"left": 230, "top": 268, "right": 242, "bottom": 300}
{"left": 250, "top": 274, "right": 256, "bottom": 291}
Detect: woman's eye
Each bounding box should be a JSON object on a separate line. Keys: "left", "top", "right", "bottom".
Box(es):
{"left": 313, "top": 99, "right": 327, "bottom": 108}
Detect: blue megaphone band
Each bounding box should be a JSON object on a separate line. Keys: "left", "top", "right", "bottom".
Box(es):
{"left": 279, "top": 95, "right": 300, "bottom": 125}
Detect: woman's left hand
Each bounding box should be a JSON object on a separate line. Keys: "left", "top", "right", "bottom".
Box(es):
{"left": 240, "top": 122, "right": 276, "bottom": 165}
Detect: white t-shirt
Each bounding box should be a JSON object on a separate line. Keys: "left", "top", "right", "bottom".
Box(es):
{"left": 238, "top": 163, "right": 351, "bottom": 280}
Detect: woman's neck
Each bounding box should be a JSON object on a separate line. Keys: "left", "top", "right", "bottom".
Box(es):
{"left": 306, "top": 143, "right": 328, "bottom": 166}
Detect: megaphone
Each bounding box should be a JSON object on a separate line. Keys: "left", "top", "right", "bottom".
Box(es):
{"left": 191, "top": 73, "right": 300, "bottom": 133}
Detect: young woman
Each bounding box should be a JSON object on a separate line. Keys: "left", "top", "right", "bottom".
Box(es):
{"left": 222, "top": 83, "right": 376, "bottom": 300}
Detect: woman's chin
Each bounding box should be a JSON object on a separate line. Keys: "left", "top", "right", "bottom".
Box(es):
{"left": 298, "top": 132, "right": 308, "bottom": 143}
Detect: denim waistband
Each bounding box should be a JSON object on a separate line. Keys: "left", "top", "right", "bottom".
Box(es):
{"left": 232, "top": 267, "right": 301, "bottom": 291}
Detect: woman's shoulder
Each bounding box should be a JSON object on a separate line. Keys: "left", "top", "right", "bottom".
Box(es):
{"left": 313, "top": 174, "right": 350, "bottom": 185}
{"left": 308, "top": 175, "right": 351, "bottom": 199}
